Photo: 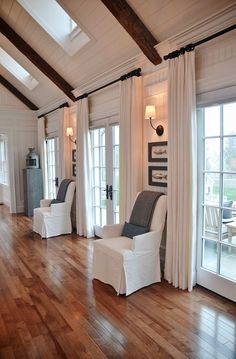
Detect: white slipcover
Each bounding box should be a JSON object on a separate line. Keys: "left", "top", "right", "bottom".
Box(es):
{"left": 33, "top": 181, "right": 76, "bottom": 238}
{"left": 93, "top": 194, "right": 167, "bottom": 296}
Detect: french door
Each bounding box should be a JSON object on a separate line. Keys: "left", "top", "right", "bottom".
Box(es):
{"left": 197, "top": 101, "right": 236, "bottom": 301}
{"left": 91, "top": 123, "right": 119, "bottom": 227}
{"left": 45, "top": 137, "right": 59, "bottom": 199}
{"left": 0, "top": 135, "right": 8, "bottom": 186}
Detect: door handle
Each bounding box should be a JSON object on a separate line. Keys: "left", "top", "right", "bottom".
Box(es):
{"left": 103, "top": 184, "right": 109, "bottom": 199}
{"left": 53, "top": 177, "right": 59, "bottom": 187}
{"left": 108, "top": 185, "right": 113, "bottom": 200}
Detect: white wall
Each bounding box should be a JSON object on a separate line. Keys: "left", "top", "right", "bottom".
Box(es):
{"left": 0, "top": 84, "right": 28, "bottom": 110}
{"left": 142, "top": 66, "right": 168, "bottom": 194}
{"left": 0, "top": 105, "right": 37, "bottom": 213}
{"left": 0, "top": 184, "right": 10, "bottom": 207}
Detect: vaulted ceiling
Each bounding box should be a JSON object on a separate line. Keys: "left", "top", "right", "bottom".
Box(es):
{"left": 0, "top": 0, "right": 234, "bottom": 110}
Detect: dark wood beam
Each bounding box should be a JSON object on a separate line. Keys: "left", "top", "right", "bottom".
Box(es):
{"left": 0, "top": 17, "right": 76, "bottom": 102}
{"left": 100, "top": 0, "right": 162, "bottom": 65}
{"left": 0, "top": 75, "right": 39, "bottom": 111}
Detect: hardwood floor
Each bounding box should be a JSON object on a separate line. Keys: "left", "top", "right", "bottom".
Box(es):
{"left": 0, "top": 206, "right": 235, "bottom": 359}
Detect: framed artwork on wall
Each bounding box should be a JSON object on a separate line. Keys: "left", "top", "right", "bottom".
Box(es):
{"left": 148, "top": 166, "right": 167, "bottom": 187}
{"left": 72, "top": 149, "right": 76, "bottom": 162}
{"left": 148, "top": 141, "right": 168, "bottom": 163}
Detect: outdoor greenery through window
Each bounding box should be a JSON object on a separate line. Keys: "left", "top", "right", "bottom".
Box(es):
{"left": 200, "top": 101, "right": 236, "bottom": 281}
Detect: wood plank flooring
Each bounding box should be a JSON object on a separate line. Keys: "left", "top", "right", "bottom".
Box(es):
{"left": 0, "top": 205, "right": 235, "bottom": 359}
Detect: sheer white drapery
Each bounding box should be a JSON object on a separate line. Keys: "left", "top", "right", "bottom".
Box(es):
{"left": 76, "top": 98, "right": 94, "bottom": 238}
{"left": 164, "top": 51, "right": 197, "bottom": 291}
{"left": 119, "top": 76, "right": 143, "bottom": 222}
{"left": 58, "top": 107, "right": 70, "bottom": 182}
{"left": 37, "top": 117, "right": 48, "bottom": 197}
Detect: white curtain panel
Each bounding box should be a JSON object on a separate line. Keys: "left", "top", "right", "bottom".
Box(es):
{"left": 164, "top": 51, "right": 197, "bottom": 291}
{"left": 58, "top": 107, "right": 71, "bottom": 182}
{"left": 37, "top": 117, "right": 48, "bottom": 197}
{"left": 76, "top": 98, "right": 94, "bottom": 238}
{"left": 119, "top": 76, "right": 143, "bottom": 222}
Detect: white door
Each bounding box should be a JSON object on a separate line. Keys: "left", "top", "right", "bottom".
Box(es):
{"left": 0, "top": 134, "right": 10, "bottom": 209}
{"left": 91, "top": 123, "right": 119, "bottom": 227}
{"left": 45, "top": 137, "right": 59, "bottom": 199}
{"left": 197, "top": 101, "right": 236, "bottom": 302}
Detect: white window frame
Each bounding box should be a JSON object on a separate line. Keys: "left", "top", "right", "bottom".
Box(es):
{"left": 0, "top": 135, "right": 8, "bottom": 185}
{"left": 45, "top": 137, "right": 59, "bottom": 199}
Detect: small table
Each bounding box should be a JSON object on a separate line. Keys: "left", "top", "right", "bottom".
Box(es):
{"left": 226, "top": 221, "right": 236, "bottom": 253}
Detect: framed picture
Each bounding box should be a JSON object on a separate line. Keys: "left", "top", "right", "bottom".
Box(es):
{"left": 72, "top": 163, "right": 76, "bottom": 177}
{"left": 148, "top": 166, "right": 167, "bottom": 187}
{"left": 148, "top": 141, "right": 168, "bottom": 163}
{"left": 72, "top": 149, "right": 76, "bottom": 163}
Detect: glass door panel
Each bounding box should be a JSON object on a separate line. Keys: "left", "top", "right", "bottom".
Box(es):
{"left": 112, "top": 125, "right": 119, "bottom": 224}
{"left": 46, "top": 137, "right": 58, "bottom": 199}
{"left": 223, "top": 103, "right": 236, "bottom": 135}
{"left": 91, "top": 124, "right": 119, "bottom": 227}
{"left": 197, "top": 102, "right": 236, "bottom": 301}
{"left": 202, "top": 238, "right": 218, "bottom": 272}
{"left": 220, "top": 244, "right": 236, "bottom": 281}
{"left": 91, "top": 128, "right": 107, "bottom": 227}
{"left": 205, "top": 138, "right": 220, "bottom": 171}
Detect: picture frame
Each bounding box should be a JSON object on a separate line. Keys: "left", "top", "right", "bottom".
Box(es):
{"left": 72, "top": 149, "right": 76, "bottom": 163}
{"left": 72, "top": 163, "right": 76, "bottom": 177}
{"left": 148, "top": 141, "right": 168, "bottom": 163}
{"left": 148, "top": 165, "right": 168, "bottom": 187}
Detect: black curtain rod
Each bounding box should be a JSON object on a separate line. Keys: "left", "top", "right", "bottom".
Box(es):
{"left": 76, "top": 68, "right": 141, "bottom": 101}
{"left": 38, "top": 102, "right": 69, "bottom": 119}
{"left": 164, "top": 24, "right": 236, "bottom": 60}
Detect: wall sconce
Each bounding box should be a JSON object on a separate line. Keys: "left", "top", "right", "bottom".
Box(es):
{"left": 145, "top": 105, "right": 164, "bottom": 136}
{"left": 66, "top": 127, "right": 76, "bottom": 144}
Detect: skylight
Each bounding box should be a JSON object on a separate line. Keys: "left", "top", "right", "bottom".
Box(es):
{"left": 17, "top": 0, "right": 90, "bottom": 56}
{"left": 0, "top": 48, "right": 39, "bottom": 90}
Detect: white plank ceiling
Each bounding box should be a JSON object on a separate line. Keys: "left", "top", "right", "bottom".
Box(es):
{"left": 0, "top": 0, "right": 234, "bottom": 110}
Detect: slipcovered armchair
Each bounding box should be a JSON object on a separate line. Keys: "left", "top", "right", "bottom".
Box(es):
{"left": 33, "top": 179, "right": 76, "bottom": 238}
{"left": 93, "top": 192, "right": 167, "bottom": 296}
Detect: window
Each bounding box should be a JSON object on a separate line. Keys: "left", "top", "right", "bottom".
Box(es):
{"left": 0, "top": 48, "right": 38, "bottom": 90}
{"left": 0, "top": 136, "right": 8, "bottom": 185}
{"left": 17, "top": 0, "right": 90, "bottom": 56}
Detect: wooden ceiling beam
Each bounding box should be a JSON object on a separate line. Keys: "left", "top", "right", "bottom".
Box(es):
{"left": 100, "top": 0, "right": 162, "bottom": 65}
{"left": 0, "top": 75, "right": 39, "bottom": 111}
{"left": 0, "top": 17, "right": 76, "bottom": 102}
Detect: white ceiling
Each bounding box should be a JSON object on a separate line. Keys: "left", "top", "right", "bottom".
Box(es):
{"left": 0, "top": 0, "right": 235, "bottom": 110}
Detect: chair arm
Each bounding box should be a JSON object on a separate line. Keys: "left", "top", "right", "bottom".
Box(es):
{"left": 132, "top": 230, "right": 162, "bottom": 252}
{"left": 51, "top": 202, "right": 70, "bottom": 216}
{"left": 40, "top": 199, "right": 52, "bottom": 207}
{"left": 102, "top": 224, "right": 124, "bottom": 238}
